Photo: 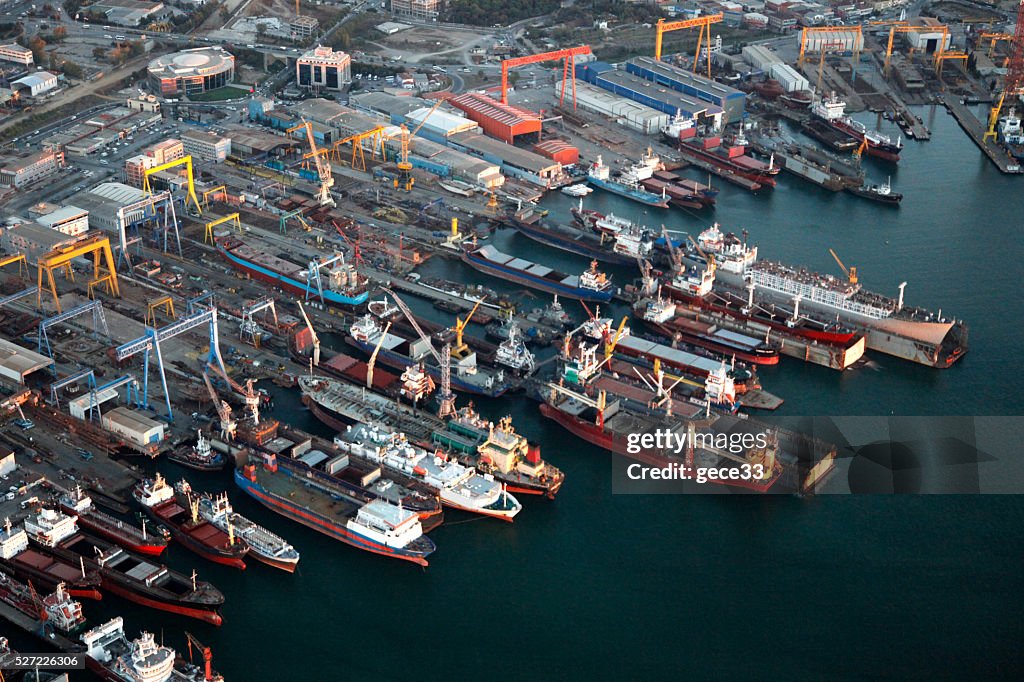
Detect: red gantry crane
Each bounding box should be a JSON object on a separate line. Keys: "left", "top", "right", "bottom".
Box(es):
{"left": 500, "top": 46, "right": 593, "bottom": 108}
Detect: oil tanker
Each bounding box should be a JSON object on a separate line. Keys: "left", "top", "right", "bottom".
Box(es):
{"left": 236, "top": 454, "right": 437, "bottom": 566}
{"left": 461, "top": 243, "right": 615, "bottom": 302}
{"left": 215, "top": 235, "right": 369, "bottom": 306}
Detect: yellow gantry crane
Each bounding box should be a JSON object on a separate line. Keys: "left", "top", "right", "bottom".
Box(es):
{"left": 654, "top": 14, "right": 723, "bottom": 77}
{"left": 37, "top": 235, "right": 120, "bottom": 312}
{"left": 287, "top": 119, "right": 335, "bottom": 207}
{"left": 830, "top": 248, "right": 857, "bottom": 284}
{"left": 367, "top": 321, "right": 392, "bottom": 389}
{"left": 202, "top": 185, "right": 227, "bottom": 209}
{"left": 204, "top": 213, "right": 242, "bottom": 244}
{"left": 143, "top": 155, "right": 202, "bottom": 216}
{"left": 979, "top": 32, "right": 1014, "bottom": 59}
{"left": 452, "top": 296, "right": 486, "bottom": 359}
{"left": 330, "top": 126, "right": 386, "bottom": 171}
{"left": 0, "top": 252, "right": 28, "bottom": 278}
{"left": 145, "top": 295, "right": 175, "bottom": 326}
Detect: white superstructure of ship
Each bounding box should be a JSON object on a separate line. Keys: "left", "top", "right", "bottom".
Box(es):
{"left": 335, "top": 425, "right": 522, "bottom": 521}
{"left": 198, "top": 493, "right": 300, "bottom": 572}
{"left": 494, "top": 324, "right": 535, "bottom": 373}
{"left": 83, "top": 617, "right": 176, "bottom": 682}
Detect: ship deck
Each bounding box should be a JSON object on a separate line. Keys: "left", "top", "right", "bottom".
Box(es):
{"left": 254, "top": 465, "right": 362, "bottom": 522}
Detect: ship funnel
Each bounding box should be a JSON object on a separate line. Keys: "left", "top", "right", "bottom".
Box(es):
{"left": 527, "top": 442, "right": 541, "bottom": 465}
{"left": 897, "top": 282, "right": 907, "bottom": 310}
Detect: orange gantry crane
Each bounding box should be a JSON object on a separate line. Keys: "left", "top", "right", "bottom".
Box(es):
{"left": 654, "top": 14, "right": 724, "bottom": 78}
{"left": 500, "top": 46, "right": 593, "bottom": 108}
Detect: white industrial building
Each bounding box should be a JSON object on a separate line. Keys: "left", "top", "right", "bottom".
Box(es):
{"left": 34, "top": 205, "right": 90, "bottom": 236}
{"left": 404, "top": 106, "right": 479, "bottom": 140}
{"left": 11, "top": 72, "right": 58, "bottom": 97}
{"left": 0, "top": 44, "right": 33, "bottom": 66}
{"left": 742, "top": 45, "right": 783, "bottom": 71}
{"left": 69, "top": 387, "right": 121, "bottom": 421}
{"left": 0, "top": 449, "right": 15, "bottom": 478}
{"left": 556, "top": 80, "right": 671, "bottom": 135}
{"left": 904, "top": 19, "right": 952, "bottom": 53}
{"left": 800, "top": 29, "right": 864, "bottom": 53}
{"left": 101, "top": 407, "right": 164, "bottom": 448}
{"left": 769, "top": 64, "right": 810, "bottom": 92}
{"left": 182, "top": 130, "right": 231, "bottom": 163}
{"left": 0, "top": 338, "right": 53, "bottom": 384}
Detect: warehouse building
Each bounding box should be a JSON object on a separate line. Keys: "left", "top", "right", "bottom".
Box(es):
{"left": 533, "top": 139, "right": 578, "bottom": 166}
{"left": 0, "top": 220, "right": 80, "bottom": 261}
{"left": 450, "top": 132, "right": 565, "bottom": 188}
{"left": 574, "top": 62, "right": 723, "bottom": 129}
{"left": 102, "top": 407, "right": 164, "bottom": 448}
{"left": 69, "top": 387, "right": 121, "bottom": 421}
{"left": 448, "top": 93, "right": 541, "bottom": 145}
{"left": 0, "top": 147, "right": 66, "bottom": 188}
{"left": 799, "top": 28, "right": 864, "bottom": 54}
{"left": 0, "top": 339, "right": 53, "bottom": 385}
{"left": 11, "top": 71, "right": 58, "bottom": 98}
{"left": 904, "top": 18, "right": 951, "bottom": 53}
{"left": 556, "top": 80, "right": 671, "bottom": 135}
{"left": 742, "top": 45, "right": 783, "bottom": 72}
{"left": 625, "top": 57, "right": 745, "bottom": 122}
{"left": 393, "top": 136, "right": 504, "bottom": 188}
{"left": 182, "top": 130, "right": 231, "bottom": 163}
{"left": 296, "top": 45, "right": 351, "bottom": 92}
{"left": 69, "top": 183, "right": 149, "bottom": 233}
{"left": 31, "top": 205, "right": 90, "bottom": 237}
{"left": 769, "top": 64, "right": 809, "bottom": 92}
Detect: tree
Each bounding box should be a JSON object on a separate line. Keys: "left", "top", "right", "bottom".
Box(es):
{"left": 256, "top": 23, "right": 267, "bottom": 38}
{"left": 92, "top": 46, "right": 106, "bottom": 59}
{"left": 62, "top": 60, "right": 83, "bottom": 78}
{"left": 28, "top": 35, "right": 46, "bottom": 63}
{"left": 53, "top": 25, "right": 67, "bottom": 41}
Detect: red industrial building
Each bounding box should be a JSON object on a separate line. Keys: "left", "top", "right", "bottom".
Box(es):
{"left": 533, "top": 139, "right": 579, "bottom": 166}
{"left": 448, "top": 93, "right": 541, "bottom": 145}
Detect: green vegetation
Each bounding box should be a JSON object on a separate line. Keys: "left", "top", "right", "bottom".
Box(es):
{"left": 444, "top": 0, "right": 559, "bottom": 26}
{"left": 188, "top": 86, "right": 249, "bottom": 101}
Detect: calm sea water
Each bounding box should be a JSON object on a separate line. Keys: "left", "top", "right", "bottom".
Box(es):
{"left": 6, "top": 108, "right": 1023, "bottom": 679}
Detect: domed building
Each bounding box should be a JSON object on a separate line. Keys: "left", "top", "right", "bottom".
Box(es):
{"left": 147, "top": 47, "right": 235, "bottom": 97}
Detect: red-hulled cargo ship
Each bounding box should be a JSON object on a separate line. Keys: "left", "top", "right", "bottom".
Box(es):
{"left": 810, "top": 94, "right": 902, "bottom": 163}
{"left": 0, "top": 519, "right": 102, "bottom": 601}
{"left": 675, "top": 131, "right": 779, "bottom": 188}
{"left": 133, "top": 474, "right": 248, "bottom": 571}
{"left": 58, "top": 486, "right": 169, "bottom": 558}
{"left": 636, "top": 296, "right": 780, "bottom": 365}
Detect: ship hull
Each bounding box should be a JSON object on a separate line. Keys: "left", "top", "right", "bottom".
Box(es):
{"left": 246, "top": 550, "right": 299, "bottom": 573}
{"left": 234, "top": 469, "right": 433, "bottom": 567}
{"left": 99, "top": 579, "right": 223, "bottom": 626}
{"left": 60, "top": 506, "right": 168, "bottom": 558}
{"left": 587, "top": 176, "right": 670, "bottom": 207}
{"left": 509, "top": 219, "right": 639, "bottom": 266}
{"left": 141, "top": 503, "right": 247, "bottom": 571}
{"left": 216, "top": 240, "right": 368, "bottom": 307}
{"left": 461, "top": 249, "right": 614, "bottom": 303}
{"left": 819, "top": 118, "right": 902, "bottom": 162}
{"left": 641, "top": 319, "right": 780, "bottom": 365}
{"left": 166, "top": 452, "right": 227, "bottom": 471}
{"left": 678, "top": 143, "right": 778, "bottom": 187}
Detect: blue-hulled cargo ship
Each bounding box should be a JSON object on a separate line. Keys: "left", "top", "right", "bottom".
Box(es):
{"left": 461, "top": 244, "right": 615, "bottom": 303}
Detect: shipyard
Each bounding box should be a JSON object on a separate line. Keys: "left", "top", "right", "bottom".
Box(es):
{"left": 0, "top": 0, "right": 1019, "bottom": 679}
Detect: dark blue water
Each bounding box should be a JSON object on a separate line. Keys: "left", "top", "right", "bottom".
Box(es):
{"left": 6, "top": 108, "right": 1023, "bottom": 680}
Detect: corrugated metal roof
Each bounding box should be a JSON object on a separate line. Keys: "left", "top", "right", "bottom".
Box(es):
{"left": 405, "top": 107, "right": 476, "bottom": 135}
{"left": 450, "top": 93, "right": 540, "bottom": 128}
{"left": 89, "top": 182, "right": 147, "bottom": 205}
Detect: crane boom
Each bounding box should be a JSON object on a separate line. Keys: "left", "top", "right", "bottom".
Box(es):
{"left": 185, "top": 631, "right": 214, "bottom": 682}
{"left": 296, "top": 300, "right": 320, "bottom": 367}
{"left": 382, "top": 288, "right": 440, "bottom": 362}
{"left": 367, "top": 321, "right": 392, "bottom": 388}
{"left": 829, "top": 248, "right": 857, "bottom": 283}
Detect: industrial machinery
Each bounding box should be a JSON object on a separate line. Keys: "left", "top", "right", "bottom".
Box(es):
{"left": 500, "top": 46, "right": 593, "bottom": 107}
{"left": 287, "top": 119, "right": 335, "bottom": 207}
{"left": 654, "top": 15, "right": 724, "bottom": 77}
{"left": 384, "top": 288, "right": 456, "bottom": 418}
{"left": 37, "top": 235, "right": 120, "bottom": 313}
{"left": 142, "top": 155, "right": 202, "bottom": 216}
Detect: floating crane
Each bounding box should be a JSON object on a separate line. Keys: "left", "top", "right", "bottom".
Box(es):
{"left": 452, "top": 296, "right": 486, "bottom": 359}
{"left": 829, "top": 248, "right": 857, "bottom": 284}
{"left": 184, "top": 631, "right": 216, "bottom": 682}
{"left": 297, "top": 300, "right": 320, "bottom": 367}
{"left": 383, "top": 288, "right": 456, "bottom": 417}
{"left": 286, "top": 119, "right": 335, "bottom": 207}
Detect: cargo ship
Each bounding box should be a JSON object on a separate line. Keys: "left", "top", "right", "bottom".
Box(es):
{"left": 538, "top": 380, "right": 837, "bottom": 493}
{"left": 507, "top": 212, "right": 654, "bottom": 266}
{"left": 585, "top": 154, "right": 670, "bottom": 208}
{"left": 348, "top": 314, "right": 511, "bottom": 397}
{"left": 133, "top": 474, "right": 249, "bottom": 571}
{"left": 215, "top": 235, "right": 369, "bottom": 306}
{"left": 641, "top": 169, "right": 718, "bottom": 207}
{"left": 809, "top": 94, "right": 902, "bottom": 162}
{"left": 27, "top": 508, "right": 224, "bottom": 626}
{"left": 0, "top": 519, "right": 103, "bottom": 601}
{"left": 58, "top": 486, "right": 169, "bottom": 557}
{"left": 82, "top": 617, "right": 225, "bottom": 682}
{"left": 197, "top": 492, "right": 300, "bottom": 573}
{"left": 637, "top": 296, "right": 780, "bottom": 365}
{"left": 0, "top": 571, "right": 86, "bottom": 635}
{"left": 431, "top": 408, "right": 565, "bottom": 499}
{"left": 167, "top": 431, "right": 226, "bottom": 471}
{"left": 800, "top": 118, "right": 859, "bottom": 152}
{"left": 336, "top": 425, "right": 523, "bottom": 521}
{"left": 461, "top": 243, "right": 614, "bottom": 302}
{"left": 677, "top": 133, "right": 779, "bottom": 188}
{"left": 236, "top": 454, "right": 437, "bottom": 566}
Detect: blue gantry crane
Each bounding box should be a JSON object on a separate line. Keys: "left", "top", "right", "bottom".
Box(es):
{"left": 37, "top": 300, "right": 110, "bottom": 375}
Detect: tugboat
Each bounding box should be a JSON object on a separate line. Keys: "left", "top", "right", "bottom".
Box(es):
{"left": 82, "top": 617, "right": 225, "bottom": 681}
{"left": 493, "top": 323, "right": 535, "bottom": 374}
{"left": 168, "top": 431, "right": 226, "bottom": 471}
{"left": 133, "top": 474, "right": 249, "bottom": 571}
{"left": 845, "top": 177, "right": 902, "bottom": 205}
{"left": 58, "top": 487, "right": 169, "bottom": 557}
{"left": 197, "top": 492, "right": 300, "bottom": 573}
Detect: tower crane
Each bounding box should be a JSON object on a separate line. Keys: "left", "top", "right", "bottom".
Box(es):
{"left": 297, "top": 300, "right": 320, "bottom": 367}
{"left": 286, "top": 119, "right": 335, "bottom": 207}
{"left": 452, "top": 296, "right": 486, "bottom": 359}
{"left": 829, "top": 248, "right": 857, "bottom": 284}
{"left": 184, "top": 631, "right": 216, "bottom": 682}
{"left": 387, "top": 97, "right": 445, "bottom": 191}
{"left": 202, "top": 372, "right": 236, "bottom": 441}
{"left": 383, "top": 288, "right": 456, "bottom": 417}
